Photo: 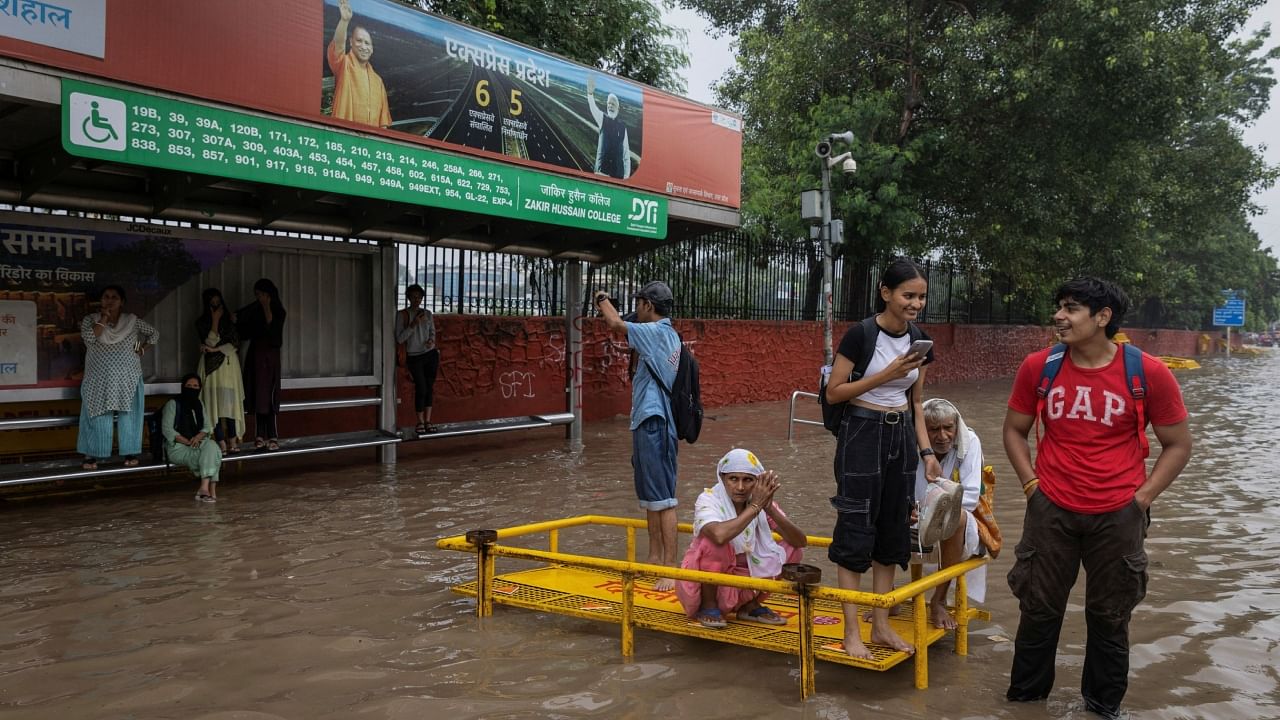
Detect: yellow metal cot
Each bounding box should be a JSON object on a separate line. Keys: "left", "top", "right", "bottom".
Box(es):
{"left": 437, "top": 515, "right": 990, "bottom": 700}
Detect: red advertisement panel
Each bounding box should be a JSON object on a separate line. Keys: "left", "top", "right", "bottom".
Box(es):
{"left": 0, "top": 0, "right": 741, "bottom": 208}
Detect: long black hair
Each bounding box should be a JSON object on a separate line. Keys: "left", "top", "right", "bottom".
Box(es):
{"left": 874, "top": 258, "right": 926, "bottom": 312}
{"left": 196, "top": 287, "right": 237, "bottom": 347}
{"left": 253, "top": 278, "right": 286, "bottom": 314}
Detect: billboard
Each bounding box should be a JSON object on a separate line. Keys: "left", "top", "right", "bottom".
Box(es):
{"left": 0, "top": 0, "right": 741, "bottom": 209}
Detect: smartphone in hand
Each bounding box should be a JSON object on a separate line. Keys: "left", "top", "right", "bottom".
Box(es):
{"left": 908, "top": 339, "right": 933, "bottom": 358}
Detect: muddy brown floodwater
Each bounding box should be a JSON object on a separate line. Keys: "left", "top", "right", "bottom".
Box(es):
{"left": 2, "top": 350, "right": 1277, "bottom": 719}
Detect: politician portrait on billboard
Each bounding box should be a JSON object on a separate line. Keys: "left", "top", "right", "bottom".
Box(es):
{"left": 320, "top": 0, "right": 644, "bottom": 179}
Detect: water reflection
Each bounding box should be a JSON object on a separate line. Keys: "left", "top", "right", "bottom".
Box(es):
{"left": 0, "top": 351, "right": 1277, "bottom": 718}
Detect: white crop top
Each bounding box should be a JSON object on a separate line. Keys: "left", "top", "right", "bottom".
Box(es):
{"left": 857, "top": 330, "right": 917, "bottom": 407}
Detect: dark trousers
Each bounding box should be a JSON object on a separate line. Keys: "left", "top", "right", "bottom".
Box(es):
{"left": 255, "top": 413, "right": 278, "bottom": 440}
{"left": 405, "top": 350, "right": 439, "bottom": 413}
{"left": 1006, "top": 489, "right": 1149, "bottom": 717}
{"left": 212, "top": 418, "right": 237, "bottom": 443}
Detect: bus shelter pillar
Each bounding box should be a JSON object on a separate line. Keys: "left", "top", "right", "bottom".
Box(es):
{"left": 564, "top": 261, "right": 583, "bottom": 442}
{"left": 378, "top": 242, "right": 398, "bottom": 464}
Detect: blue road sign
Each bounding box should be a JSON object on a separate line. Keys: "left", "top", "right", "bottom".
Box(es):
{"left": 1213, "top": 290, "right": 1245, "bottom": 327}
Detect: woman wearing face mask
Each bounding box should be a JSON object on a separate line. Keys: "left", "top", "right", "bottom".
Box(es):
{"left": 163, "top": 373, "right": 222, "bottom": 502}
{"left": 195, "top": 288, "right": 245, "bottom": 453}
{"left": 77, "top": 285, "right": 159, "bottom": 471}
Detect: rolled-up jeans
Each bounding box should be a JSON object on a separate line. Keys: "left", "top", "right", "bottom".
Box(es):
{"left": 1006, "top": 489, "right": 1149, "bottom": 717}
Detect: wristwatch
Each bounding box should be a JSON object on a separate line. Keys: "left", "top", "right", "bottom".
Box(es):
{"left": 919, "top": 448, "right": 935, "bottom": 459}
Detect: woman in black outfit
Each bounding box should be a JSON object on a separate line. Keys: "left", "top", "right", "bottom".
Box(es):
{"left": 238, "top": 278, "right": 287, "bottom": 451}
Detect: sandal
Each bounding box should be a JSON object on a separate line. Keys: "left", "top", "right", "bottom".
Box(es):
{"left": 123, "top": 456, "right": 140, "bottom": 467}
{"left": 195, "top": 493, "right": 216, "bottom": 503}
{"left": 414, "top": 422, "right": 427, "bottom": 436}
{"left": 254, "top": 438, "right": 266, "bottom": 450}
{"left": 695, "top": 608, "right": 727, "bottom": 629}
{"left": 424, "top": 424, "right": 440, "bottom": 434}
{"left": 227, "top": 442, "right": 242, "bottom": 454}
{"left": 81, "top": 457, "right": 98, "bottom": 471}
{"left": 267, "top": 439, "right": 280, "bottom": 451}
{"left": 737, "top": 606, "right": 788, "bottom": 626}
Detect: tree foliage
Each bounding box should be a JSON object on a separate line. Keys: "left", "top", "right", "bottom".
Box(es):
{"left": 397, "top": 0, "right": 689, "bottom": 93}
{"left": 687, "top": 0, "right": 1280, "bottom": 327}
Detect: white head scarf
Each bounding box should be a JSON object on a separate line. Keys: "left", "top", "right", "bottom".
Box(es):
{"left": 693, "top": 448, "right": 786, "bottom": 578}
{"left": 923, "top": 398, "right": 971, "bottom": 463}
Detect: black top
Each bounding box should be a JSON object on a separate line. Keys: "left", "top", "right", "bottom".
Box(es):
{"left": 237, "top": 301, "right": 287, "bottom": 349}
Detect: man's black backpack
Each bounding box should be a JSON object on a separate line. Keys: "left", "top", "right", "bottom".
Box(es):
{"left": 819, "top": 316, "right": 924, "bottom": 435}
{"left": 645, "top": 334, "right": 704, "bottom": 444}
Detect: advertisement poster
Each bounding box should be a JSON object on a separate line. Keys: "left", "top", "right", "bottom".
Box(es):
{"left": 0, "top": 300, "right": 37, "bottom": 386}
{"left": 0, "top": 0, "right": 742, "bottom": 208}
{"left": 321, "top": 0, "right": 644, "bottom": 180}
{"left": 0, "top": 223, "right": 252, "bottom": 389}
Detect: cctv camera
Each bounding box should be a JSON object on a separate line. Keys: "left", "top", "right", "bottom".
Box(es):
{"left": 842, "top": 157, "right": 857, "bottom": 174}
{"left": 815, "top": 141, "right": 832, "bottom": 158}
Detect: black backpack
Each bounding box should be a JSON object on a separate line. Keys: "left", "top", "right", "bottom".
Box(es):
{"left": 645, "top": 332, "right": 704, "bottom": 444}
{"left": 819, "top": 316, "right": 924, "bottom": 435}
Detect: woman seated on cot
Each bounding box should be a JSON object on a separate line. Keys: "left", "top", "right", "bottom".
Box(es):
{"left": 675, "top": 448, "right": 808, "bottom": 629}
{"left": 163, "top": 373, "right": 224, "bottom": 503}
{"left": 913, "top": 398, "right": 1002, "bottom": 628}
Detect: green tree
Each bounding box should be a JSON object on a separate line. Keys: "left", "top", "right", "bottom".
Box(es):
{"left": 397, "top": 0, "right": 689, "bottom": 93}
{"left": 689, "top": 0, "right": 1280, "bottom": 326}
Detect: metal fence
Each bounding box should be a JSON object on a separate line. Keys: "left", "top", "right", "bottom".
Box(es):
{"left": 397, "top": 231, "right": 1041, "bottom": 324}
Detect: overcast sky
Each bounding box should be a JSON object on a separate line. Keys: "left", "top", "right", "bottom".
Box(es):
{"left": 665, "top": 2, "right": 1280, "bottom": 258}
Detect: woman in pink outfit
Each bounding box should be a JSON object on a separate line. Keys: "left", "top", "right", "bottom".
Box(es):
{"left": 675, "top": 448, "right": 808, "bottom": 629}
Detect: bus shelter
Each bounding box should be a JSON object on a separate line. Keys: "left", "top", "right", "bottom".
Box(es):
{"left": 0, "top": 0, "right": 741, "bottom": 485}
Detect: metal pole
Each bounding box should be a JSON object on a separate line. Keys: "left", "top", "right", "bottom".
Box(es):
{"left": 564, "top": 261, "right": 583, "bottom": 442}
{"left": 821, "top": 161, "right": 834, "bottom": 366}
{"left": 1226, "top": 326, "right": 1231, "bottom": 358}
{"left": 377, "top": 243, "right": 398, "bottom": 464}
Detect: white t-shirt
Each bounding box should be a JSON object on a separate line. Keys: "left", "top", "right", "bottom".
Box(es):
{"left": 858, "top": 330, "right": 917, "bottom": 407}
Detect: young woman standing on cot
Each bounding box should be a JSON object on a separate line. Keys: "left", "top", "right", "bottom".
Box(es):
{"left": 823, "top": 257, "right": 942, "bottom": 659}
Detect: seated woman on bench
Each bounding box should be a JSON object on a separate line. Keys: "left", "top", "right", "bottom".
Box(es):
{"left": 675, "top": 448, "right": 807, "bottom": 629}
{"left": 163, "top": 373, "right": 223, "bottom": 503}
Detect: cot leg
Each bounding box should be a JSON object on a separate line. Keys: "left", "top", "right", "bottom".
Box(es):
{"left": 466, "top": 530, "right": 498, "bottom": 618}
{"left": 914, "top": 588, "right": 929, "bottom": 689}
{"left": 621, "top": 572, "right": 635, "bottom": 657}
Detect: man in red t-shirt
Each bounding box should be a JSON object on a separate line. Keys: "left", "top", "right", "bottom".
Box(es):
{"left": 1003, "top": 277, "right": 1192, "bottom": 719}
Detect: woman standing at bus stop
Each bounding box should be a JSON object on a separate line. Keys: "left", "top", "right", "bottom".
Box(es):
{"left": 77, "top": 285, "right": 159, "bottom": 470}
{"left": 395, "top": 284, "right": 439, "bottom": 435}
{"left": 238, "top": 278, "right": 286, "bottom": 451}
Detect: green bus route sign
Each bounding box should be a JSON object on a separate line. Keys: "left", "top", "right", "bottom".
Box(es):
{"left": 61, "top": 79, "right": 666, "bottom": 239}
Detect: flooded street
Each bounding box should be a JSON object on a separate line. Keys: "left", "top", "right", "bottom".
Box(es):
{"left": 2, "top": 349, "right": 1278, "bottom": 719}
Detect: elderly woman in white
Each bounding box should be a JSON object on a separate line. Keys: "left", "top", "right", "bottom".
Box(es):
{"left": 674, "top": 448, "right": 808, "bottom": 629}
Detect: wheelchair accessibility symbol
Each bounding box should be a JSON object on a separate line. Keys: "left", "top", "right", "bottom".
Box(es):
{"left": 68, "top": 92, "right": 126, "bottom": 152}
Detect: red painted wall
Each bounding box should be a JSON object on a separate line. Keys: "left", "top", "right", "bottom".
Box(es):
{"left": 401, "top": 318, "right": 1215, "bottom": 426}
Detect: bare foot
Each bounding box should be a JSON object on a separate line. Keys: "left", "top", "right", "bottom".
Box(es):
{"left": 870, "top": 623, "right": 915, "bottom": 655}
{"left": 842, "top": 630, "right": 874, "bottom": 660}
{"left": 930, "top": 600, "right": 956, "bottom": 629}
{"left": 652, "top": 577, "right": 675, "bottom": 592}
{"left": 861, "top": 604, "right": 902, "bottom": 623}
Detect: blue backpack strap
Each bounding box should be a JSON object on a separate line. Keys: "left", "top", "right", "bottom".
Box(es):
{"left": 1122, "top": 343, "right": 1150, "bottom": 457}
{"left": 1034, "top": 344, "right": 1068, "bottom": 446}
